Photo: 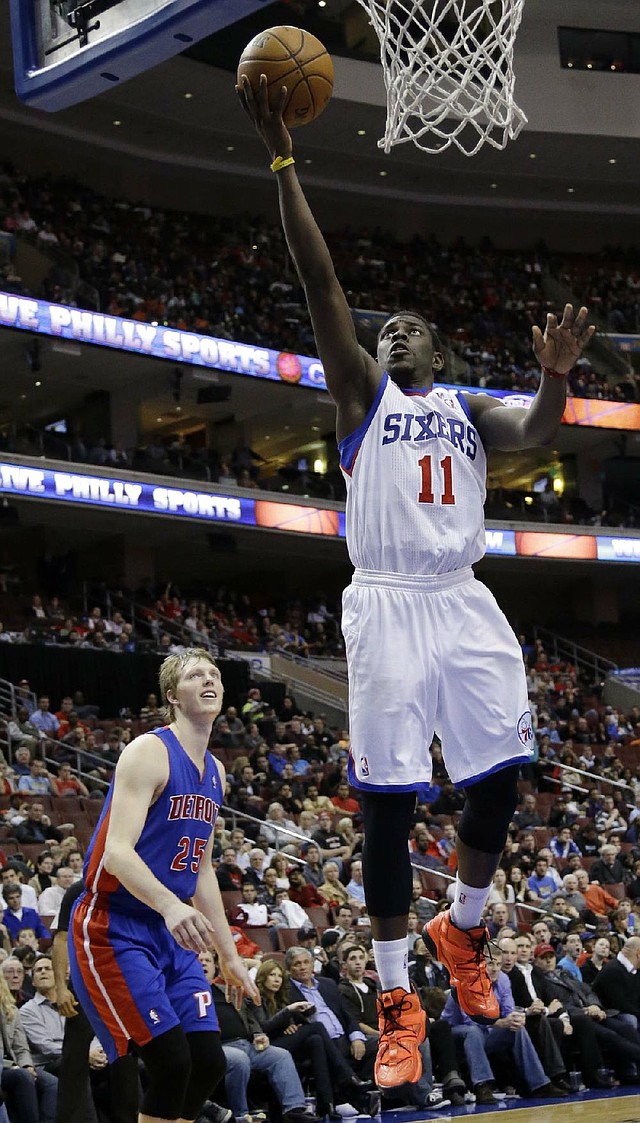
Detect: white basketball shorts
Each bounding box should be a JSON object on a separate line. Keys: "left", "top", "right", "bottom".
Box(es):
{"left": 341, "top": 567, "right": 533, "bottom": 791}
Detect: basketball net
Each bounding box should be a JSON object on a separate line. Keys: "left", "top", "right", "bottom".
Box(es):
{"left": 355, "top": 0, "right": 527, "bottom": 156}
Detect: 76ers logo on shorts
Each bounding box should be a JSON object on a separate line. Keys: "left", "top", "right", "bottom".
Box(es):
{"left": 360, "top": 755, "right": 370, "bottom": 777}
{"left": 517, "top": 711, "right": 534, "bottom": 751}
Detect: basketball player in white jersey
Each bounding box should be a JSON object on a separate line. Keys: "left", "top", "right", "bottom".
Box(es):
{"left": 238, "top": 74, "right": 595, "bottom": 1090}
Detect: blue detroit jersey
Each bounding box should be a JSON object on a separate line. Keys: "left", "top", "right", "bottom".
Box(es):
{"left": 83, "top": 726, "right": 222, "bottom": 915}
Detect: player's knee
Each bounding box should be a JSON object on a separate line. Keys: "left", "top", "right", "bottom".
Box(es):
{"left": 457, "top": 764, "right": 519, "bottom": 852}
{"left": 138, "top": 1026, "right": 192, "bottom": 1118}
{"left": 182, "top": 1032, "right": 226, "bottom": 1119}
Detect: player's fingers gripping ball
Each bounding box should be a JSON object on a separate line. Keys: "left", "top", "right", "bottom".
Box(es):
{"left": 237, "top": 25, "right": 334, "bottom": 128}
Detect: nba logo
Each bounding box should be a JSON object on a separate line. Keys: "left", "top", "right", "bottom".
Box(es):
{"left": 517, "top": 712, "right": 534, "bottom": 750}
{"left": 360, "top": 756, "right": 370, "bottom": 777}
{"left": 149, "top": 1009, "right": 160, "bottom": 1025}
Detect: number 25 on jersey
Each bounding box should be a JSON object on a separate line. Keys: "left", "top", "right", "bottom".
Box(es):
{"left": 171, "top": 836, "right": 207, "bottom": 874}
{"left": 418, "top": 454, "right": 455, "bottom": 505}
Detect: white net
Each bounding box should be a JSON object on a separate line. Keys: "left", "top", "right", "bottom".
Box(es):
{"left": 356, "top": 0, "right": 528, "bottom": 156}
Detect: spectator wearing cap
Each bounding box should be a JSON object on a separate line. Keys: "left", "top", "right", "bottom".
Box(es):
{"left": 15, "top": 680, "right": 35, "bottom": 716}
{"left": 29, "top": 697, "right": 60, "bottom": 738}
{"left": 287, "top": 866, "right": 323, "bottom": 908}
{"left": 241, "top": 688, "right": 266, "bottom": 722}
{"left": 533, "top": 941, "right": 640, "bottom": 1085}
{"left": 442, "top": 945, "right": 567, "bottom": 1101}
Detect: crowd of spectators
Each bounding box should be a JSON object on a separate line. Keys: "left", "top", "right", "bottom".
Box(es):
{"left": 1, "top": 162, "right": 638, "bottom": 405}
{"left": 0, "top": 623, "right": 640, "bottom": 1116}
{"left": 0, "top": 583, "right": 345, "bottom": 660}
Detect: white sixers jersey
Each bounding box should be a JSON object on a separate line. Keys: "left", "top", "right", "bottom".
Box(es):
{"left": 339, "top": 373, "right": 487, "bottom": 575}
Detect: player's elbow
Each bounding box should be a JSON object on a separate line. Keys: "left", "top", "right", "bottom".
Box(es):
{"left": 103, "top": 840, "right": 128, "bottom": 876}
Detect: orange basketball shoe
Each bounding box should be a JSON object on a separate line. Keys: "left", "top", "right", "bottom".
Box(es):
{"left": 375, "top": 986, "right": 427, "bottom": 1088}
{"left": 423, "top": 910, "right": 499, "bottom": 1024}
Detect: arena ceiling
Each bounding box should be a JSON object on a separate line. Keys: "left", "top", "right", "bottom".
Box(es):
{"left": 0, "top": 1, "right": 638, "bottom": 221}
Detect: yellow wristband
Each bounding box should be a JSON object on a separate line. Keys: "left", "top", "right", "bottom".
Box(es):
{"left": 270, "top": 155, "right": 295, "bottom": 173}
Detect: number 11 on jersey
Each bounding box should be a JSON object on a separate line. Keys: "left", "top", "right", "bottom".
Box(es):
{"left": 418, "top": 454, "right": 456, "bottom": 505}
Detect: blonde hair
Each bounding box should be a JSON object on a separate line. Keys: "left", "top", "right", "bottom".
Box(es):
{"left": 0, "top": 969, "right": 17, "bottom": 1021}
{"left": 158, "top": 648, "right": 219, "bottom": 722}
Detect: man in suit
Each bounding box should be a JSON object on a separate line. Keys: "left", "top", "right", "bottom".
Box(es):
{"left": 498, "top": 936, "right": 569, "bottom": 1087}
{"left": 285, "top": 946, "right": 378, "bottom": 1080}
{"left": 506, "top": 940, "right": 611, "bottom": 1089}
{"left": 592, "top": 936, "right": 640, "bottom": 1030}
{"left": 534, "top": 943, "right": 640, "bottom": 1084}
{"left": 589, "top": 844, "right": 629, "bottom": 887}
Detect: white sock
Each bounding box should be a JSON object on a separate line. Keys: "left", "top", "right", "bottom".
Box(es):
{"left": 372, "top": 937, "right": 410, "bottom": 992}
{"left": 450, "top": 878, "right": 492, "bottom": 930}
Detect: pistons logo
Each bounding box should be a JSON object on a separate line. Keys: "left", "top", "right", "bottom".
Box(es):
{"left": 360, "top": 755, "right": 370, "bottom": 777}
{"left": 517, "top": 711, "right": 534, "bottom": 749}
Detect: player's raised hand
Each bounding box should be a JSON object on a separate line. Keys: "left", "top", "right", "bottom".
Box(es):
{"left": 219, "top": 950, "right": 262, "bottom": 1007}
{"left": 532, "top": 303, "right": 595, "bottom": 375}
{"left": 163, "top": 900, "right": 216, "bottom": 953}
{"left": 236, "top": 73, "right": 292, "bottom": 162}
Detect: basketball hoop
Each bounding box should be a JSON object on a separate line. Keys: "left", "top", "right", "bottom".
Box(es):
{"left": 355, "top": 0, "right": 527, "bottom": 156}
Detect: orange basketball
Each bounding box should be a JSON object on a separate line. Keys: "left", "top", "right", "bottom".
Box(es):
{"left": 237, "top": 25, "right": 334, "bottom": 128}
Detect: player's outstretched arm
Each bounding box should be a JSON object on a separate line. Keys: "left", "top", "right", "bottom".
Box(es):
{"left": 237, "top": 75, "right": 380, "bottom": 434}
{"left": 470, "top": 304, "right": 595, "bottom": 451}
{"left": 103, "top": 737, "right": 215, "bottom": 953}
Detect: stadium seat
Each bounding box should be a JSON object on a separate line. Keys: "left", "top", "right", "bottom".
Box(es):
{"left": 606, "top": 882, "right": 626, "bottom": 900}
{"left": 242, "top": 926, "right": 274, "bottom": 954}
{"left": 277, "top": 928, "right": 310, "bottom": 952}
{"left": 305, "top": 906, "right": 330, "bottom": 929}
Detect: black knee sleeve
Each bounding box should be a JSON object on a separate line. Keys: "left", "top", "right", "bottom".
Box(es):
{"left": 457, "top": 765, "right": 520, "bottom": 854}
{"left": 138, "top": 1026, "right": 192, "bottom": 1120}
{"left": 182, "top": 1032, "right": 226, "bottom": 1120}
{"left": 361, "top": 789, "right": 416, "bottom": 917}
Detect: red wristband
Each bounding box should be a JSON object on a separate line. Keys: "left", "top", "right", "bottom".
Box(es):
{"left": 541, "top": 365, "right": 567, "bottom": 380}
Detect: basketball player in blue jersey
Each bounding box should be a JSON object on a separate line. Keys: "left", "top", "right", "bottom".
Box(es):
{"left": 69, "top": 648, "right": 260, "bottom": 1123}
{"left": 238, "top": 76, "right": 595, "bottom": 1092}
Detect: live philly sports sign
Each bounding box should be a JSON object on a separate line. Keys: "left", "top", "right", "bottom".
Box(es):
{"left": 4, "top": 293, "right": 640, "bottom": 430}
{"left": 2, "top": 461, "right": 640, "bottom": 563}
{"left": 0, "top": 291, "right": 522, "bottom": 401}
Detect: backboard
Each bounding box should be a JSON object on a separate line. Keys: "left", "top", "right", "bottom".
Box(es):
{"left": 11, "top": 0, "right": 277, "bottom": 111}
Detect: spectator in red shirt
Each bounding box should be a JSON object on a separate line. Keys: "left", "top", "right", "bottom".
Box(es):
{"left": 56, "top": 711, "right": 90, "bottom": 741}
{"left": 53, "top": 763, "right": 90, "bottom": 798}
{"left": 287, "top": 867, "right": 323, "bottom": 908}
{"left": 331, "top": 781, "right": 360, "bottom": 817}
